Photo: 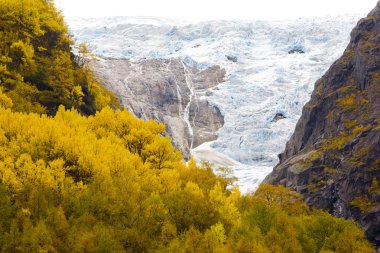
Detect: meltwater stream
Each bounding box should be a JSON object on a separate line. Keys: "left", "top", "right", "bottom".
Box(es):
{"left": 67, "top": 15, "right": 362, "bottom": 192}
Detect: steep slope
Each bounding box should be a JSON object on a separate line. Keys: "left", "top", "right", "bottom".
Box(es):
{"left": 0, "top": 0, "right": 119, "bottom": 115}
{"left": 265, "top": 2, "right": 380, "bottom": 245}
{"left": 94, "top": 57, "right": 225, "bottom": 158}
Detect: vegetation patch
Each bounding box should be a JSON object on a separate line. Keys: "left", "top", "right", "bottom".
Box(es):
{"left": 320, "top": 125, "right": 371, "bottom": 151}
{"left": 351, "top": 196, "right": 373, "bottom": 213}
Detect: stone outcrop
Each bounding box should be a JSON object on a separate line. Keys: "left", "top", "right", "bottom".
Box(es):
{"left": 226, "top": 55, "right": 238, "bottom": 62}
{"left": 271, "top": 112, "right": 286, "bottom": 122}
{"left": 265, "top": 2, "right": 380, "bottom": 246}
{"left": 93, "top": 57, "right": 225, "bottom": 158}
{"left": 288, "top": 49, "right": 305, "bottom": 54}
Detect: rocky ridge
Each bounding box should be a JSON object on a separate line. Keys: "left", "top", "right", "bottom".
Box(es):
{"left": 265, "top": 2, "right": 380, "bottom": 245}
{"left": 93, "top": 57, "right": 225, "bottom": 158}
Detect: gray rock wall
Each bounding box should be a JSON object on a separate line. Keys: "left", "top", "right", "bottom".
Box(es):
{"left": 93, "top": 57, "right": 225, "bottom": 158}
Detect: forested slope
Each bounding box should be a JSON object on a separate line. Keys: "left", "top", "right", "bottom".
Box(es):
{"left": 0, "top": 105, "right": 372, "bottom": 252}
{"left": 0, "top": 0, "right": 119, "bottom": 115}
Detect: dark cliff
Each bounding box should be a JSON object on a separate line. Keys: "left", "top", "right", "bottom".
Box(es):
{"left": 265, "top": 2, "right": 380, "bottom": 246}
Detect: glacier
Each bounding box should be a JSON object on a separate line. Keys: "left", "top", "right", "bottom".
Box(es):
{"left": 66, "top": 15, "right": 363, "bottom": 193}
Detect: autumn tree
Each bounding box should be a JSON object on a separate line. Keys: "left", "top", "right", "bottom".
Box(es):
{"left": 0, "top": 0, "right": 119, "bottom": 115}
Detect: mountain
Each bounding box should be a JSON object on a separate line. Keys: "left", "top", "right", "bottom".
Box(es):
{"left": 0, "top": 0, "right": 375, "bottom": 251}
{"left": 67, "top": 15, "right": 360, "bottom": 192}
{"left": 265, "top": 2, "right": 380, "bottom": 246}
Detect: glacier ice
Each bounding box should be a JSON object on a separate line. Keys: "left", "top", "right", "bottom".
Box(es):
{"left": 66, "top": 15, "right": 363, "bottom": 193}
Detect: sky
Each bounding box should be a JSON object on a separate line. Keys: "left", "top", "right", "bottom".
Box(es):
{"left": 55, "top": 0, "right": 378, "bottom": 21}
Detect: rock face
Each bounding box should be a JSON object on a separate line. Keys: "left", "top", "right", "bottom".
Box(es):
{"left": 93, "top": 57, "right": 225, "bottom": 158}
{"left": 288, "top": 49, "right": 305, "bottom": 54}
{"left": 265, "top": 2, "right": 380, "bottom": 246}
{"left": 271, "top": 112, "right": 287, "bottom": 122}
{"left": 225, "top": 55, "right": 238, "bottom": 62}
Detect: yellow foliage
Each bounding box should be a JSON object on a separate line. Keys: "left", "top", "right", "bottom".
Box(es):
{"left": 0, "top": 88, "right": 13, "bottom": 109}
{"left": 320, "top": 124, "right": 372, "bottom": 151}
{"left": 0, "top": 104, "right": 372, "bottom": 252}
{"left": 0, "top": 0, "right": 120, "bottom": 115}
{"left": 337, "top": 93, "right": 356, "bottom": 107}
{"left": 253, "top": 184, "right": 309, "bottom": 215}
